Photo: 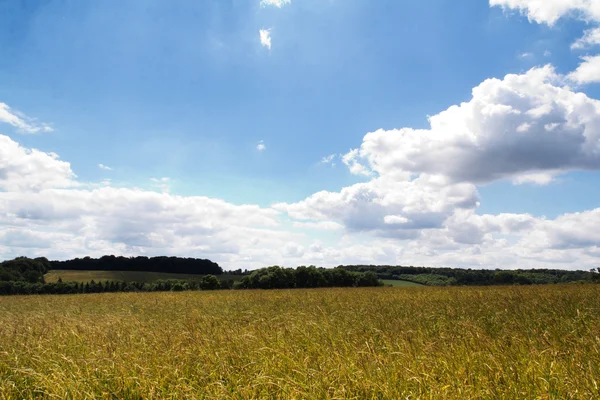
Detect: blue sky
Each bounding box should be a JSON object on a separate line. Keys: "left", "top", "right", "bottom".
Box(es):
{"left": 1, "top": 0, "right": 600, "bottom": 270}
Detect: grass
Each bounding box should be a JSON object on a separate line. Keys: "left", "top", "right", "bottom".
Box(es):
{"left": 381, "top": 279, "right": 424, "bottom": 287}
{"left": 44, "top": 270, "right": 242, "bottom": 283}
{"left": 1, "top": 285, "right": 599, "bottom": 398}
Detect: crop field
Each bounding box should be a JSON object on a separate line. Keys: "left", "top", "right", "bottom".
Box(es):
{"left": 0, "top": 285, "right": 599, "bottom": 399}
{"left": 44, "top": 270, "right": 242, "bottom": 284}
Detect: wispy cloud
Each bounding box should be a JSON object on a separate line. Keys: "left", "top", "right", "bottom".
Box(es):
{"left": 257, "top": 140, "right": 266, "bottom": 151}
{"left": 260, "top": 0, "right": 291, "bottom": 8}
{"left": 0, "top": 102, "right": 53, "bottom": 134}
{"left": 150, "top": 177, "right": 170, "bottom": 193}
{"left": 98, "top": 164, "right": 112, "bottom": 171}
{"left": 259, "top": 29, "right": 272, "bottom": 49}
{"left": 320, "top": 154, "right": 337, "bottom": 166}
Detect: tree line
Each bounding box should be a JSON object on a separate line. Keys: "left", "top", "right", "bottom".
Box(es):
{"left": 0, "top": 276, "right": 228, "bottom": 296}
{"left": 3, "top": 256, "right": 598, "bottom": 296}
{"left": 50, "top": 255, "right": 222, "bottom": 275}
{"left": 236, "top": 266, "right": 382, "bottom": 289}
{"left": 0, "top": 258, "right": 383, "bottom": 295}
{"left": 340, "top": 265, "right": 600, "bottom": 286}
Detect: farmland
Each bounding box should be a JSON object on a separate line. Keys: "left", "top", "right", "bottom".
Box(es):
{"left": 381, "top": 279, "right": 423, "bottom": 287}
{"left": 1, "top": 285, "right": 599, "bottom": 399}
{"left": 44, "top": 270, "right": 243, "bottom": 284}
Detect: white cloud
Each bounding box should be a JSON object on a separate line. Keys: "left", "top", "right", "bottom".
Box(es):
{"left": 490, "top": 0, "right": 600, "bottom": 26}
{"left": 274, "top": 175, "right": 479, "bottom": 238}
{"left": 4, "top": 68, "right": 600, "bottom": 270}
{"left": 519, "top": 52, "right": 533, "bottom": 59}
{"left": 544, "top": 50, "right": 552, "bottom": 57}
{"left": 98, "top": 164, "right": 112, "bottom": 171}
{"left": 444, "top": 210, "right": 538, "bottom": 245}
{"left": 292, "top": 221, "right": 344, "bottom": 230}
{"left": 0, "top": 185, "right": 292, "bottom": 268}
{"left": 341, "top": 149, "right": 372, "bottom": 176}
{"left": 512, "top": 172, "right": 556, "bottom": 185}
{"left": 282, "top": 242, "right": 304, "bottom": 258}
{"left": 342, "top": 66, "right": 600, "bottom": 185}
{"left": 442, "top": 208, "right": 600, "bottom": 257}
{"left": 260, "top": 0, "right": 291, "bottom": 8}
{"left": 0, "top": 135, "right": 76, "bottom": 192}
{"left": 568, "top": 55, "right": 600, "bottom": 84}
{"left": 535, "top": 209, "right": 600, "bottom": 250}
{"left": 572, "top": 27, "right": 600, "bottom": 49}
{"left": 0, "top": 133, "right": 304, "bottom": 269}
{"left": 272, "top": 66, "right": 600, "bottom": 269}
{"left": 1, "top": 139, "right": 599, "bottom": 270}
{"left": 0, "top": 103, "right": 53, "bottom": 134}
{"left": 256, "top": 140, "right": 266, "bottom": 151}
{"left": 383, "top": 215, "right": 410, "bottom": 225}
{"left": 259, "top": 29, "right": 272, "bottom": 49}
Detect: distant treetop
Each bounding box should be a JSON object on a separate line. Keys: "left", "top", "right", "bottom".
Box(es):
{"left": 50, "top": 255, "right": 222, "bottom": 275}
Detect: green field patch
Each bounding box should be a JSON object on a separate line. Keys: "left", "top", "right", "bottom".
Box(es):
{"left": 381, "top": 279, "right": 424, "bottom": 287}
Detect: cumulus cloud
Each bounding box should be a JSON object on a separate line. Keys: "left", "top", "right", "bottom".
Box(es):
{"left": 98, "top": 164, "right": 112, "bottom": 171}
{"left": 260, "top": 0, "right": 291, "bottom": 8}
{"left": 490, "top": 0, "right": 600, "bottom": 26}
{"left": 519, "top": 209, "right": 600, "bottom": 250}
{"left": 0, "top": 133, "right": 310, "bottom": 269}
{"left": 341, "top": 66, "right": 600, "bottom": 185}
{"left": 0, "top": 135, "right": 76, "bottom": 192}
{"left": 272, "top": 65, "right": 600, "bottom": 268}
{"left": 274, "top": 175, "right": 479, "bottom": 238}
{"left": 3, "top": 62, "right": 600, "bottom": 271}
{"left": 259, "top": 29, "right": 272, "bottom": 49}
{"left": 437, "top": 208, "right": 600, "bottom": 268}
{"left": 0, "top": 103, "right": 53, "bottom": 134}
{"left": 2, "top": 129, "right": 600, "bottom": 270}
{"left": 443, "top": 210, "right": 538, "bottom": 245}
{"left": 256, "top": 140, "right": 266, "bottom": 151}
{"left": 568, "top": 55, "right": 600, "bottom": 84}
{"left": 572, "top": 27, "right": 600, "bottom": 49}
{"left": 0, "top": 185, "right": 287, "bottom": 263}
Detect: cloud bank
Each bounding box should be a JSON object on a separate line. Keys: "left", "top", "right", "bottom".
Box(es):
{"left": 3, "top": 0, "right": 600, "bottom": 270}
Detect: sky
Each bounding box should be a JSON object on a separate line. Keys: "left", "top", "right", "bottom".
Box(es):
{"left": 1, "top": 0, "right": 600, "bottom": 270}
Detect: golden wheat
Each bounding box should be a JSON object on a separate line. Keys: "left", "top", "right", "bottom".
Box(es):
{"left": 0, "top": 285, "right": 599, "bottom": 399}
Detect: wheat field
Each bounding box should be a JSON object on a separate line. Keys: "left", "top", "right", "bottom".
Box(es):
{"left": 0, "top": 285, "right": 599, "bottom": 399}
